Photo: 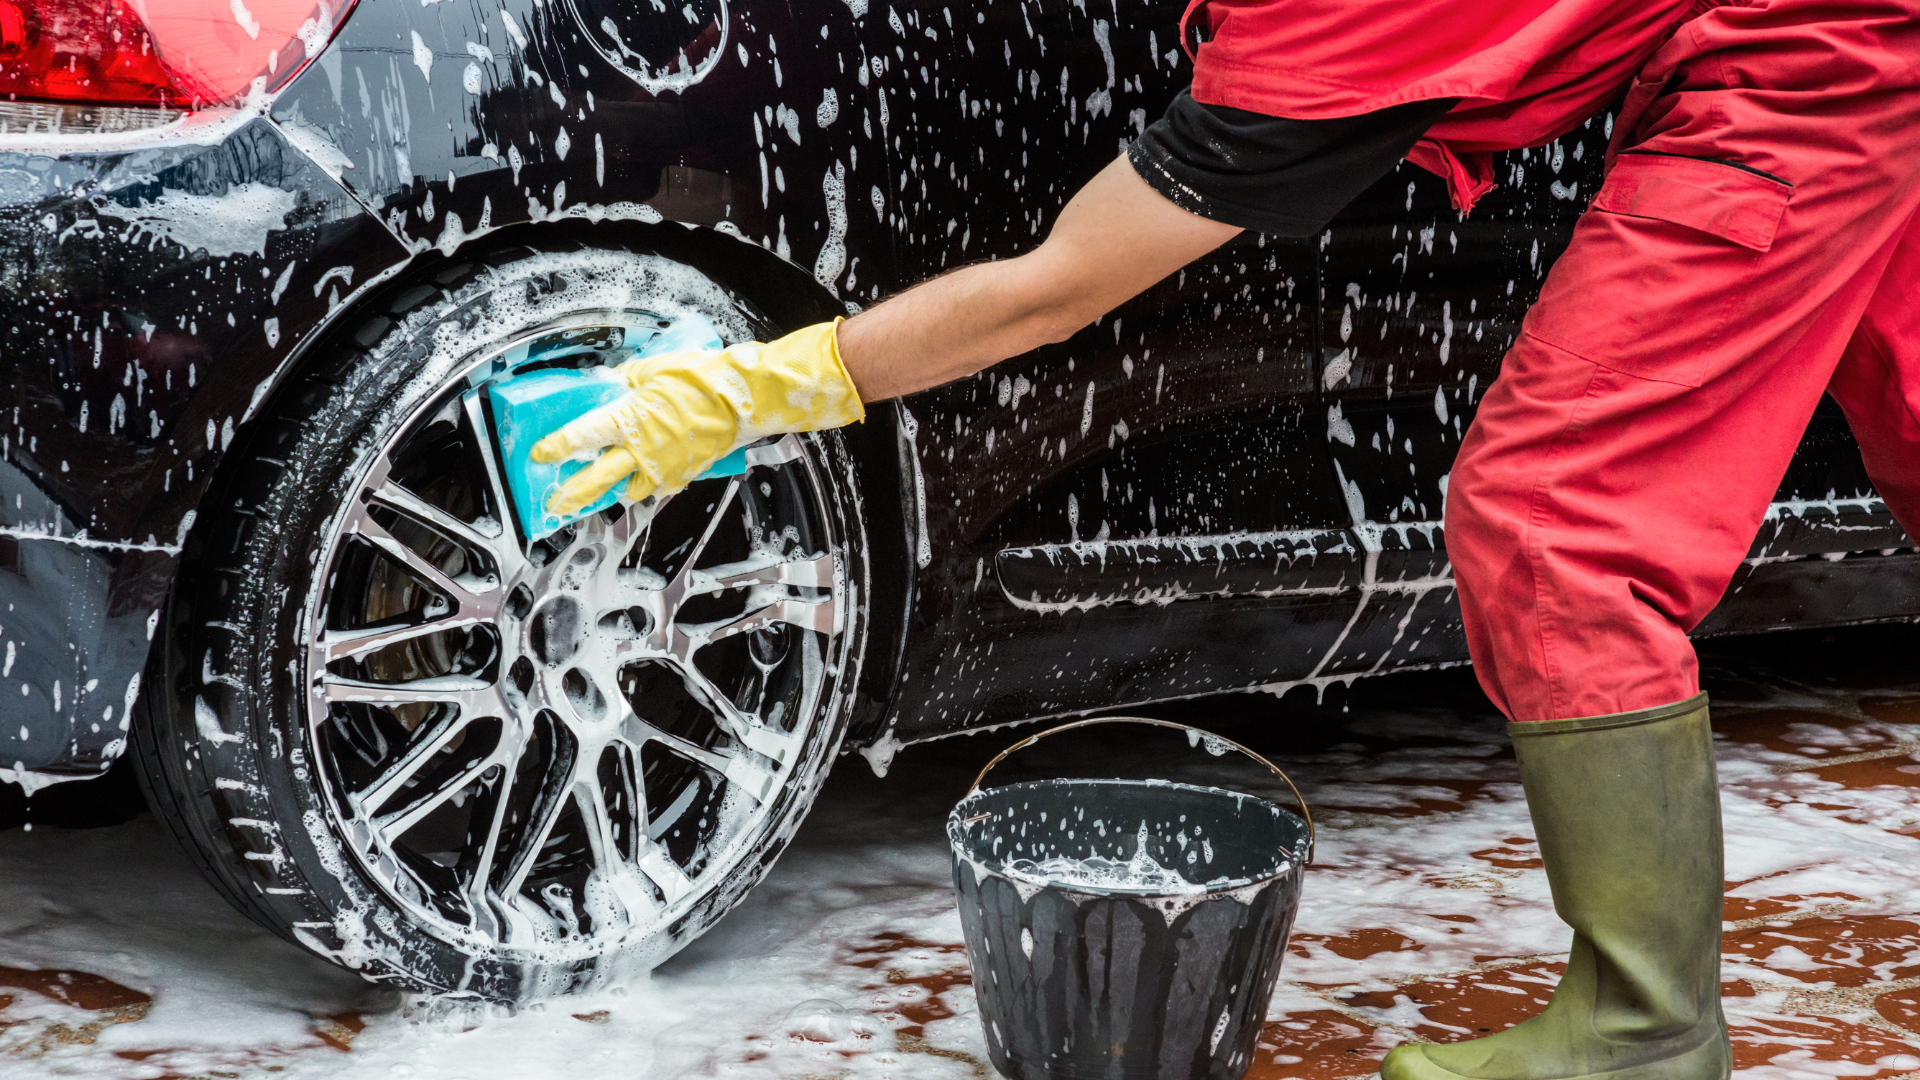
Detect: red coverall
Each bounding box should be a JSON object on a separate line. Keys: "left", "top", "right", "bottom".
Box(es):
{"left": 1191, "top": 0, "right": 1920, "bottom": 722}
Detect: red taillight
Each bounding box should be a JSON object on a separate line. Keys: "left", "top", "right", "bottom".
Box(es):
{"left": 0, "top": 1, "right": 179, "bottom": 107}
{"left": 140, "top": 0, "right": 359, "bottom": 105}
{"left": 0, "top": 0, "right": 357, "bottom": 111}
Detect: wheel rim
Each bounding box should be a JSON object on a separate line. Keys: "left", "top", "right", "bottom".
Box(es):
{"left": 303, "top": 312, "right": 848, "bottom": 955}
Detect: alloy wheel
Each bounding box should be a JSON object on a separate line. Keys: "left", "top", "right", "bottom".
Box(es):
{"left": 303, "top": 314, "right": 848, "bottom": 955}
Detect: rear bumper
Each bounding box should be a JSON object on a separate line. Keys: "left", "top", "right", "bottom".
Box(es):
{"left": 0, "top": 111, "right": 404, "bottom": 775}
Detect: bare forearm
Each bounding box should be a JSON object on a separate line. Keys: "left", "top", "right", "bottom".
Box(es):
{"left": 835, "top": 256, "right": 1083, "bottom": 401}
{"left": 836, "top": 157, "right": 1240, "bottom": 402}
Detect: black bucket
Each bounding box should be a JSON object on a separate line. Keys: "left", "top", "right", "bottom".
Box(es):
{"left": 948, "top": 717, "right": 1313, "bottom": 1080}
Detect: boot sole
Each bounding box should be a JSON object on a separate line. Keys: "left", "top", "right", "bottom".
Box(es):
{"left": 1380, "top": 1031, "right": 1730, "bottom": 1080}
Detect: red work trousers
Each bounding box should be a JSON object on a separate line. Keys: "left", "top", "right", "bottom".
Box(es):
{"left": 1446, "top": 0, "right": 1920, "bottom": 722}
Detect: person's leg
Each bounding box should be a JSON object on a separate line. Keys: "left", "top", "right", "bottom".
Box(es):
{"left": 1827, "top": 213, "right": 1920, "bottom": 537}
{"left": 1391, "top": 2, "right": 1920, "bottom": 1078}
{"left": 1448, "top": 0, "right": 1920, "bottom": 725}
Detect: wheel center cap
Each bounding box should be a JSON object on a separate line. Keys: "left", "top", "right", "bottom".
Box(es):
{"left": 509, "top": 531, "right": 659, "bottom": 732}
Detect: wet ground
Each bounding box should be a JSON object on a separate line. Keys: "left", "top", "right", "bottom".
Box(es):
{"left": 6, "top": 624, "right": 1920, "bottom": 1079}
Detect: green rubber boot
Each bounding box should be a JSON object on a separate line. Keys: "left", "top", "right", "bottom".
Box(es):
{"left": 1380, "top": 694, "right": 1730, "bottom": 1080}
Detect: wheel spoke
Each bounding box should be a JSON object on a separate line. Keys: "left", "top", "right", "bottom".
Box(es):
{"left": 609, "top": 743, "right": 648, "bottom": 845}
{"left": 350, "top": 513, "right": 500, "bottom": 615}
{"left": 622, "top": 676, "right": 787, "bottom": 803}
{"left": 454, "top": 714, "right": 538, "bottom": 926}
{"left": 667, "top": 477, "right": 742, "bottom": 586}
{"left": 323, "top": 613, "right": 490, "bottom": 663}
{"left": 571, "top": 773, "right": 665, "bottom": 925}
{"left": 576, "top": 773, "right": 620, "bottom": 868}
{"left": 496, "top": 739, "right": 583, "bottom": 899}
{"left": 681, "top": 663, "right": 803, "bottom": 765}
{"left": 636, "top": 841, "right": 697, "bottom": 905}
{"left": 680, "top": 595, "right": 835, "bottom": 647}
{"left": 463, "top": 766, "right": 516, "bottom": 923}
{"left": 600, "top": 499, "right": 652, "bottom": 566}
{"left": 718, "top": 748, "right": 782, "bottom": 803}
{"left": 370, "top": 480, "right": 506, "bottom": 556}
{"left": 351, "top": 708, "right": 473, "bottom": 815}
{"left": 375, "top": 743, "right": 504, "bottom": 842}
{"left": 727, "top": 718, "right": 802, "bottom": 769}
{"left": 323, "top": 674, "right": 502, "bottom": 711}
{"left": 570, "top": 727, "right": 698, "bottom": 912}
{"left": 742, "top": 434, "right": 806, "bottom": 468}
{"left": 685, "top": 552, "right": 834, "bottom": 594}
{"left": 619, "top": 709, "right": 736, "bottom": 779}
{"left": 461, "top": 391, "right": 528, "bottom": 573}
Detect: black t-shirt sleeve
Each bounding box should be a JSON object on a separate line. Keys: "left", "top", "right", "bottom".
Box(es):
{"left": 1127, "top": 90, "right": 1460, "bottom": 236}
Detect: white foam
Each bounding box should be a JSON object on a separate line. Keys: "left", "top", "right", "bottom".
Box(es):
{"left": 91, "top": 182, "right": 297, "bottom": 259}
{"left": 1003, "top": 824, "right": 1205, "bottom": 895}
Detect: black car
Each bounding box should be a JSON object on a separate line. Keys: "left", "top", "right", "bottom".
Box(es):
{"left": 1, "top": 0, "right": 1911, "bottom": 1000}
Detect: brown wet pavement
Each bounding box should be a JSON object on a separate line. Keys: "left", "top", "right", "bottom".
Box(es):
{"left": 0, "top": 961, "right": 371, "bottom": 1075}
{"left": 7, "top": 624, "right": 1920, "bottom": 1078}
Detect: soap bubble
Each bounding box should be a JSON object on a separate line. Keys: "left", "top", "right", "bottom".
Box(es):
{"left": 785, "top": 998, "right": 854, "bottom": 1042}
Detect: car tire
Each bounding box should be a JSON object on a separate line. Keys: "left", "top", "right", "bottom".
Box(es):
{"left": 132, "top": 240, "right": 868, "bottom": 1000}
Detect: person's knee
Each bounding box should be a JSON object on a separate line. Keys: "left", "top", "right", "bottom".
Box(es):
{"left": 1443, "top": 431, "right": 1503, "bottom": 538}
{"left": 1443, "top": 427, "right": 1544, "bottom": 618}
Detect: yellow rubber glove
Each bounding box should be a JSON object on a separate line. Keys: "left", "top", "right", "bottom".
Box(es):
{"left": 530, "top": 319, "right": 865, "bottom": 515}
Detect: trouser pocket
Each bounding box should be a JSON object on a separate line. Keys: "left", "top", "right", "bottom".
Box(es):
{"left": 1523, "top": 152, "right": 1792, "bottom": 387}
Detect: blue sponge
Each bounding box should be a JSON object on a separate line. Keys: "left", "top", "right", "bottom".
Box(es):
{"left": 489, "top": 317, "right": 745, "bottom": 541}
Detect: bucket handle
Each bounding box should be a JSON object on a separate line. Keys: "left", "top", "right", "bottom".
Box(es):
{"left": 967, "top": 716, "right": 1314, "bottom": 862}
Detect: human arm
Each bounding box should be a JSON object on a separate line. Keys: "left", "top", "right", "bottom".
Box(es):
{"left": 833, "top": 156, "right": 1242, "bottom": 400}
